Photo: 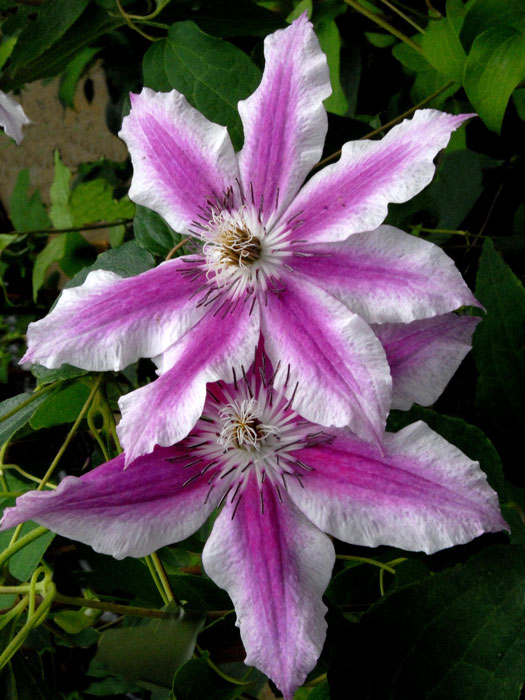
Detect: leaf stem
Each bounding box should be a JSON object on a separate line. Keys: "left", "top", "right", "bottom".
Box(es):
{"left": 37, "top": 375, "right": 103, "bottom": 491}
{"left": 379, "top": 0, "right": 425, "bottom": 33}
{"left": 0, "top": 526, "right": 49, "bottom": 569}
{"left": 0, "top": 383, "right": 56, "bottom": 425}
{"left": 344, "top": 0, "right": 422, "bottom": 52}
{"left": 150, "top": 551, "right": 177, "bottom": 604}
{"left": 4, "top": 219, "right": 132, "bottom": 237}
{"left": 53, "top": 593, "right": 172, "bottom": 619}
{"left": 336, "top": 554, "right": 396, "bottom": 574}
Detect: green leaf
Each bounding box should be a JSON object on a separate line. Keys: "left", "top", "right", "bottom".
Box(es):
{"left": 8, "top": 525, "right": 55, "bottom": 582}
{"left": 464, "top": 26, "right": 525, "bottom": 133}
{"left": 49, "top": 151, "right": 74, "bottom": 229}
{"left": 59, "top": 46, "right": 99, "bottom": 109}
{"left": 31, "top": 363, "right": 88, "bottom": 386}
{"left": 340, "top": 545, "right": 525, "bottom": 700}
{"left": 387, "top": 406, "right": 507, "bottom": 500}
{"left": 133, "top": 205, "right": 181, "bottom": 257}
{"left": 66, "top": 240, "right": 155, "bottom": 288}
{"left": 392, "top": 42, "right": 459, "bottom": 106}
{"left": 0, "top": 391, "right": 55, "bottom": 446}
{"left": 30, "top": 381, "right": 91, "bottom": 429}
{"left": 315, "top": 2, "right": 349, "bottom": 116}
{"left": 70, "top": 179, "right": 135, "bottom": 226}
{"left": 167, "top": 573, "right": 232, "bottom": 611}
{"left": 473, "top": 238, "right": 525, "bottom": 463}
{"left": 308, "top": 682, "right": 331, "bottom": 700}
{"left": 0, "top": 36, "right": 17, "bottom": 72}
{"left": 172, "top": 652, "right": 246, "bottom": 700}
{"left": 53, "top": 606, "right": 100, "bottom": 635}
{"left": 0, "top": 5, "right": 124, "bottom": 92}
{"left": 32, "top": 232, "right": 94, "bottom": 301}
{"left": 9, "top": 169, "right": 51, "bottom": 232}
{"left": 95, "top": 610, "right": 205, "bottom": 688}
{"left": 8, "top": 0, "right": 89, "bottom": 72}
{"left": 143, "top": 21, "right": 261, "bottom": 150}
{"left": 460, "top": 0, "right": 525, "bottom": 51}
{"left": 420, "top": 14, "right": 467, "bottom": 82}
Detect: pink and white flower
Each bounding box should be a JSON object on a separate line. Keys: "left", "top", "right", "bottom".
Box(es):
{"left": 1, "top": 352, "right": 506, "bottom": 699}
{"left": 21, "top": 15, "right": 478, "bottom": 460}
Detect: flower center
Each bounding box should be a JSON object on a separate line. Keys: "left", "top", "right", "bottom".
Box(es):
{"left": 218, "top": 398, "right": 280, "bottom": 451}
{"left": 219, "top": 225, "right": 262, "bottom": 268}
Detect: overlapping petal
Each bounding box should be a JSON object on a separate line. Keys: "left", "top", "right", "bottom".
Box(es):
{"left": 117, "top": 303, "right": 260, "bottom": 462}
{"left": 0, "top": 445, "right": 216, "bottom": 559}
{"left": 237, "top": 12, "right": 331, "bottom": 225}
{"left": 21, "top": 259, "right": 204, "bottom": 371}
{"left": 260, "top": 276, "right": 391, "bottom": 442}
{"left": 290, "top": 225, "right": 480, "bottom": 324}
{"left": 202, "top": 476, "right": 334, "bottom": 700}
{"left": 119, "top": 87, "right": 239, "bottom": 234}
{"left": 281, "top": 109, "right": 473, "bottom": 243}
{"left": 374, "top": 314, "right": 481, "bottom": 410}
{"left": 288, "top": 421, "right": 506, "bottom": 554}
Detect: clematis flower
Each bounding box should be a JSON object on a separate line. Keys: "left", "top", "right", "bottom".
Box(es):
{"left": 0, "top": 90, "right": 31, "bottom": 145}
{"left": 1, "top": 350, "right": 506, "bottom": 699}
{"left": 21, "top": 14, "right": 479, "bottom": 461}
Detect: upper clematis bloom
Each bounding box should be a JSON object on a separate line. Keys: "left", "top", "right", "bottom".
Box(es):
{"left": 2, "top": 351, "right": 507, "bottom": 699}
{"left": 0, "top": 90, "right": 31, "bottom": 145}
{"left": 21, "top": 15, "right": 479, "bottom": 461}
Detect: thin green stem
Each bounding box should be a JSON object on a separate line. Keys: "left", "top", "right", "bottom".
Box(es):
{"left": 0, "top": 383, "right": 56, "bottom": 425}
{"left": 379, "top": 0, "right": 425, "bottom": 33}
{"left": 4, "top": 219, "right": 131, "bottom": 237}
{"left": 0, "top": 442, "right": 9, "bottom": 490}
{"left": 1, "top": 463, "right": 57, "bottom": 489}
{"left": 87, "top": 405, "right": 110, "bottom": 462}
{"left": 195, "top": 643, "right": 253, "bottom": 686}
{"left": 0, "top": 596, "right": 28, "bottom": 632}
{"left": 37, "top": 375, "right": 103, "bottom": 491}
{"left": 344, "top": 0, "right": 422, "bottom": 52}
{"left": 0, "top": 526, "right": 49, "bottom": 569}
{"left": 314, "top": 80, "right": 454, "bottom": 171}
{"left": 99, "top": 381, "right": 122, "bottom": 454}
{"left": 150, "top": 551, "right": 177, "bottom": 604}
{"left": 115, "top": 0, "right": 159, "bottom": 40}
{"left": 53, "top": 593, "right": 171, "bottom": 619}
{"left": 337, "top": 554, "right": 396, "bottom": 574}
{"left": 144, "top": 554, "right": 169, "bottom": 605}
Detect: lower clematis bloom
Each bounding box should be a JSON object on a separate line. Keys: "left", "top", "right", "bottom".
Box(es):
{"left": 21, "top": 14, "right": 479, "bottom": 460}
{"left": 2, "top": 353, "right": 506, "bottom": 698}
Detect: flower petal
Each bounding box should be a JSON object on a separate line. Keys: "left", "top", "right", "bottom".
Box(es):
{"left": 119, "top": 87, "right": 239, "bottom": 234}
{"left": 282, "top": 109, "right": 473, "bottom": 242}
{"left": 0, "top": 90, "right": 31, "bottom": 145}
{"left": 0, "top": 446, "right": 217, "bottom": 559}
{"left": 291, "top": 225, "right": 479, "bottom": 323}
{"left": 374, "top": 314, "right": 481, "bottom": 410}
{"left": 288, "top": 421, "right": 507, "bottom": 554}
{"left": 21, "top": 258, "right": 204, "bottom": 371}
{"left": 202, "top": 475, "right": 334, "bottom": 700}
{"left": 117, "top": 302, "right": 260, "bottom": 462}
{"left": 237, "top": 14, "right": 331, "bottom": 226}
{"left": 260, "top": 277, "right": 391, "bottom": 442}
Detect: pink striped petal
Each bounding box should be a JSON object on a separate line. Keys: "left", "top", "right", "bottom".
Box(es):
{"left": 282, "top": 109, "right": 473, "bottom": 243}
{"left": 260, "top": 277, "right": 391, "bottom": 443}
{"left": 117, "top": 303, "right": 260, "bottom": 462}
{"left": 291, "top": 225, "right": 479, "bottom": 324}
{"left": 374, "top": 314, "right": 481, "bottom": 410}
{"left": 202, "top": 475, "right": 334, "bottom": 700}
{"left": 237, "top": 14, "right": 331, "bottom": 226}
{"left": 21, "top": 258, "right": 204, "bottom": 371}
{"left": 0, "top": 445, "right": 216, "bottom": 559}
{"left": 288, "top": 422, "right": 507, "bottom": 554}
{"left": 119, "top": 87, "right": 239, "bottom": 234}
